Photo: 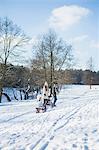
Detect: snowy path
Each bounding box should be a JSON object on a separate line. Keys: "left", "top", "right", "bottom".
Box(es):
{"left": 0, "top": 85, "right": 99, "bottom": 150}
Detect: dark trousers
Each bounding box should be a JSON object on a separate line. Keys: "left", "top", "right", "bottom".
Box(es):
{"left": 43, "top": 99, "right": 48, "bottom": 110}
{"left": 53, "top": 95, "right": 57, "bottom": 105}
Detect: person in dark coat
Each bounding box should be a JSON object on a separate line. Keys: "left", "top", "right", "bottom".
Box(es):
{"left": 53, "top": 84, "right": 57, "bottom": 106}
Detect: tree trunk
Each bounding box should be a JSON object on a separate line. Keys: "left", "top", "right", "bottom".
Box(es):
{"left": 50, "top": 51, "right": 53, "bottom": 94}
{"left": 12, "top": 89, "right": 18, "bottom": 100}
{"left": 90, "top": 84, "right": 91, "bottom": 89}
{"left": 90, "top": 71, "right": 92, "bottom": 89}
{"left": 2, "top": 92, "right": 11, "bottom": 102}
{"left": 44, "top": 66, "right": 47, "bottom": 81}
{"left": 20, "top": 90, "right": 23, "bottom": 100}
{"left": 0, "top": 88, "right": 2, "bottom": 103}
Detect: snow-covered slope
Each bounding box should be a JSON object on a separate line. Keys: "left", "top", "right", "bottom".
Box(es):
{"left": 0, "top": 85, "right": 99, "bottom": 150}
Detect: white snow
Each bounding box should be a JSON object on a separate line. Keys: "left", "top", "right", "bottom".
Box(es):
{"left": 0, "top": 85, "right": 99, "bottom": 150}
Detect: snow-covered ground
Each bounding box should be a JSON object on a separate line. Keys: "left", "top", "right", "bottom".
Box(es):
{"left": 0, "top": 85, "right": 99, "bottom": 150}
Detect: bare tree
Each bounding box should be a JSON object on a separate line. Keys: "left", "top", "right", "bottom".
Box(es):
{"left": 0, "top": 17, "right": 29, "bottom": 102}
{"left": 32, "top": 40, "right": 48, "bottom": 81}
{"left": 87, "top": 56, "right": 94, "bottom": 89}
{"left": 32, "top": 29, "right": 73, "bottom": 92}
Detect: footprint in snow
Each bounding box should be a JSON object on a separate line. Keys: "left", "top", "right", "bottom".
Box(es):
{"left": 92, "top": 129, "right": 97, "bottom": 133}
{"left": 83, "top": 138, "right": 88, "bottom": 143}
{"left": 85, "top": 133, "right": 88, "bottom": 137}
{"left": 72, "top": 144, "right": 77, "bottom": 148}
{"left": 11, "top": 133, "right": 16, "bottom": 136}
{"left": 84, "top": 145, "right": 89, "bottom": 150}
{"left": 9, "top": 138, "right": 15, "bottom": 145}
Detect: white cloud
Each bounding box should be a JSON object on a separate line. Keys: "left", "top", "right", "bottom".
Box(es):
{"left": 49, "top": 5, "right": 90, "bottom": 30}
{"left": 91, "top": 41, "right": 99, "bottom": 49}
{"left": 69, "top": 35, "right": 88, "bottom": 44}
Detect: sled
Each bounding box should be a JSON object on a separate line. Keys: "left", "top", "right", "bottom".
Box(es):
{"left": 36, "top": 107, "right": 46, "bottom": 113}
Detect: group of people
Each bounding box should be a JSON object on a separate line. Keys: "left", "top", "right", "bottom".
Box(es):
{"left": 36, "top": 81, "right": 58, "bottom": 113}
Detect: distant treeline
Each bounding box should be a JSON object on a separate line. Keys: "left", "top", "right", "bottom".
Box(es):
{"left": 0, "top": 63, "right": 99, "bottom": 89}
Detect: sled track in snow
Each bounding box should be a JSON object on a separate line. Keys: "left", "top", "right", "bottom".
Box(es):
{"left": 28, "top": 91, "right": 94, "bottom": 150}
{"left": 26, "top": 107, "right": 80, "bottom": 150}
{"left": 0, "top": 110, "right": 37, "bottom": 136}
{"left": 0, "top": 111, "right": 34, "bottom": 124}
{"left": 27, "top": 107, "right": 87, "bottom": 149}
{"left": 27, "top": 107, "right": 82, "bottom": 150}
{"left": 0, "top": 89, "right": 97, "bottom": 149}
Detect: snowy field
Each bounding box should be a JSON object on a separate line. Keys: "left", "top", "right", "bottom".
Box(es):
{"left": 0, "top": 85, "right": 99, "bottom": 150}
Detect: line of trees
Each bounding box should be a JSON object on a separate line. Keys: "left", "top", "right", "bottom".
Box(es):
{"left": 1, "top": 63, "right": 99, "bottom": 88}
{"left": 0, "top": 17, "right": 99, "bottom": 102}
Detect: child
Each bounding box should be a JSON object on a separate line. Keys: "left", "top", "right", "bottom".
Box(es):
{"left": 36, "top": 93, "right": 45, "bottom": 113}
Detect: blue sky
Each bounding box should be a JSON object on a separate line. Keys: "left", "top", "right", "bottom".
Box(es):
{"left": 0, "top": 0, "right": 99, "bottom": 71}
